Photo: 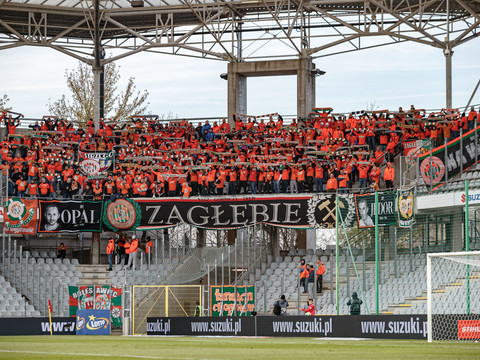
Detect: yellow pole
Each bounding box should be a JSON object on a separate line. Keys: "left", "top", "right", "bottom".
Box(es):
{"left": 48, "top": 299, "right": 53, "bottom": 336}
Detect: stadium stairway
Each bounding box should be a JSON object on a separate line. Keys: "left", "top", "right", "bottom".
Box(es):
{"left": 76, "top": 264, "right": 111, "bottom": 286}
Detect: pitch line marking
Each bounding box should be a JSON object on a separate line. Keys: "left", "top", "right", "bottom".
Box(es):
{"left": 0, "top": 350, "right": 212, "bottom": 360}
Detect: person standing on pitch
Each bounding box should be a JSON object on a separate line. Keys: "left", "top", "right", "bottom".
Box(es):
{"left": 106, "top": 237, "right": 115, "bottom": 271}
{"left": 299, "top": 298, "right": 315, "bottom": 316}
{"left": 194, "top": 301, "right": 202, "bottom": 317}
{"left": 347, "top": 292, "right": 363, "bottom": 315}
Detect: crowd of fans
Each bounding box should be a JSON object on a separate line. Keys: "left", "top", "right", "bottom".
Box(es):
{"left": 0, "top": 105, "right": 478, "bottom": 199}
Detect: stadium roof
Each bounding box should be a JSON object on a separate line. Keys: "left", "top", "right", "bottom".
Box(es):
{"left": 2, "top": 0, "right": 480, "bottom": 41}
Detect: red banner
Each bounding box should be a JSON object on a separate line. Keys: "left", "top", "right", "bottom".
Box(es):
{"left": 4, "top": 198, "right": 38, "bottom": 235}
{"left": 403, "top": 140, "right": 419, "bottom": 156}
{"left": 458, "top": 320, "right": 480, "bottom": 339}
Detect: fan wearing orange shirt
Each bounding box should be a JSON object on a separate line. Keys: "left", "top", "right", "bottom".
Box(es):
{"left": 182, "top": 182, "right": 192, "bottom": 197}
{"left": 167, "top": 175, "right": 177, "bottom": 197}
{"left": 27, "top": 180, "right": 38, "bottom": 198}
{"left": 16, "top": 176, "right": 27, "bottom": 198}
{"left": 39, "top": 178, "right": 50, "bottom": 198}
{"left": 326, "top": 173, "right": 338, "bottom": 192}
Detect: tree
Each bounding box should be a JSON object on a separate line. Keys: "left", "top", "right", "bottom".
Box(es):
{"left": 48, "top": 61, "right": 149, "bottom": 123}
{"left": 0, "top": 94, "right": 11, "bottom": 111}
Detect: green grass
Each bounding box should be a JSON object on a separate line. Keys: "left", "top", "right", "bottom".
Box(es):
{"left": 0, "top": 336, "right": 478, "bottom": 360}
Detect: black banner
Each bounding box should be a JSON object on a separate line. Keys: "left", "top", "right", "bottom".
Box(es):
{"left": 355, "top": 192, "right": 397, "bottom": 228}
{"left": 104, "top": 194, "right": 339, "bottom": 230}
{"left": 37, "top": 200, "right": 103, "bottom": 233}
{"left": 418, "top": 126, "right": 480, "bottom": 190}
{"left": 258, "top": 315, "right": 427, "bottom": 339}
{"left": 146, "top": 315, "right": 428, "bottom": 339}
{"left": 0, "top": 317, "right": 76, "bottom": 335}
{"left": 146, "top": 316, "right": 254, "bottom": 336}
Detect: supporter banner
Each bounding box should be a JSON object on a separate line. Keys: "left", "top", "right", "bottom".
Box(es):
{"left": 78, "top": 150, "right": 115, "bottom": 176}
{"left": 403, "top": 140, "right": 419, "bottom": 156}
{"left": 38, "top": 200, "right": 103, "bottom": 233}
{"left": 147, "top": 315, "right": 428, "bottom": 339}
{"left": 0, "top": 317, "right": 76, "bottom": 335}
{"left": 355, "top": 192, "right": 397, "bottom": 228}
{"left": 210, "top": 285, "right": 255, "bottom": 316}
{"left": 69, "top": 286, "right": 94, "bottom": 317}
{"left": 103, "top": 195, "right": 340, "bottom": 230}
{"left": 397, "top": 186, "right": 416, "bottom": 228}
{"left": 337, "top": 194, "right": 356, "bottom": 228}
{"left": 418, "top": 126, "right": 480, "bottom": 189}
{"left": 94, "top": 285, "right": 123, "bottom": 327}
{"left": 76, "top": 309, "right": 111, "bottom": 335}
{"left": 4, "top": 198, "right": 38, "bottom": 235}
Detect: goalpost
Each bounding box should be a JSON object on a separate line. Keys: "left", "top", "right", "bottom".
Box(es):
{"left": 427, "top": 251, "right": 480, "bottom": 342}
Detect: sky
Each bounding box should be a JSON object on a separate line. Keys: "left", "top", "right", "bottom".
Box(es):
{"left": 1, "top": 36, "right": 480, "bottom": 120}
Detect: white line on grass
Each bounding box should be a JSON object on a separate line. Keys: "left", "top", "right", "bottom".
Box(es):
{"left": 0, "top": 350, "right": 212, "bottom": 360}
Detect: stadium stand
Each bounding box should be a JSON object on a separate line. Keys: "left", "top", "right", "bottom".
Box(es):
{"left": 1, "top": 105, "right": 480, "bottom": 320}
{"left": 1, "top": 106, "right": 475, "bottom": 200}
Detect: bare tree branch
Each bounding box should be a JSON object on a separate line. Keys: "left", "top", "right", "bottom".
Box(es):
{"left": 48, "top": 61, "right": 149, "bottom": 124}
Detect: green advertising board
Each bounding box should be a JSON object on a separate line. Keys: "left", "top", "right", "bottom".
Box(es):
{"left": 210, "top": 285, "right": 255, "bottom": 316}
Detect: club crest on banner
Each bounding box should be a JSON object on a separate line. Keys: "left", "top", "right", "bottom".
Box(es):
{"left": 4, "top": 198, "right": 38, "bottom": 234}
{"left": 420, "top": 156, "right": 445, "bottom": 186}
{"left": 307, "top": 194, "right": 336, "bottom": 229}
{"left": 78, "top": 150, "right": 115, "bottom": 176}
{"left": 397, "top": 186, "right": 416, "bottom": 228}
{"left": 104, "top": 199, "right": 141, "bottom": 231}
{"left": 79, "top": 159, "right": 101, "bottom": 176}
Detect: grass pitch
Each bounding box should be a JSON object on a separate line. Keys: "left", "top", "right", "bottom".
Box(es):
{"left": 0, "top": 336, "right": 478, "bottom": 360}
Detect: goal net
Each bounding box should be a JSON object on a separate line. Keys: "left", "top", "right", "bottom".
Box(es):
{"left": 427, "top": 251, "right": 480, "bottom": 342}
{"left": 132, "top": 285, "right": 202, "bottom": 335}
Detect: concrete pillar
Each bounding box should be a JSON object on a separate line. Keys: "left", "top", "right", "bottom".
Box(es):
{"left": 450, "top": 209, "right": 464, "bottom": 252}
{"left": 445, "top": 48, "right": 453, "bottom": 109}
{"left": 227, "top": 66, "right": 247, "bottom": 126}
{"left": 198, "top": 228, "right": 207, "bottom": 248}
{"left": 271, "top": 226, "right": 279, "bottom": 259}
{"left": 306, "top": 229, "right": 316, "bottom": 252}
{"left": 227, "top": 229, "right": 236, "bottom": 246}
{"left": 226, "top": 58, "right": 316, "bottom": 124}
{"left": 91, "top": 232, "right": 100, "bottom": 264}
{"left": 297, "top": 229, "right": 306, "bottom": 251}
{"left": 297, "top": 58, "right": 316, "bottom": 120}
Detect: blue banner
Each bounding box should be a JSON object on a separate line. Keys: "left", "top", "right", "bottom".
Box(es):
{"left": 75, "top": 309, "right": 111, "bottom": 335}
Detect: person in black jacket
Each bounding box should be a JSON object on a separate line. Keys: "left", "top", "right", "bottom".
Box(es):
{"left": 347, "top": 292, "right": 363, "bottom": 315}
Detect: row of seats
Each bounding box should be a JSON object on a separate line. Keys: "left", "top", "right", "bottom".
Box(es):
{"left": 0, "top": 253, "right": 81, "bottom": 317}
